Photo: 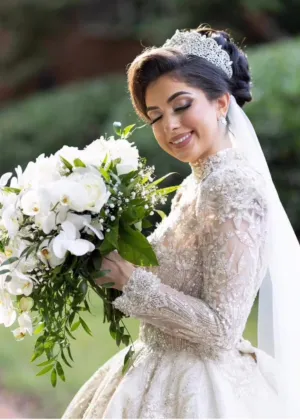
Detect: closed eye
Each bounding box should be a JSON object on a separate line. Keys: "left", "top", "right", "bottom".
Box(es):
{"left": 150, "top": 103, "right": 192, "bottom": 126}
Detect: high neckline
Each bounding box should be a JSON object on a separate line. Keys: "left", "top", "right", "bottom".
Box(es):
{"left": 189, "top": 147, "right": 243, "bottom": 182}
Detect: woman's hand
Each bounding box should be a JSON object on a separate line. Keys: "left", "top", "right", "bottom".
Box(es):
{"left": 96, "top": 250, "right": 136, "bottom": 291}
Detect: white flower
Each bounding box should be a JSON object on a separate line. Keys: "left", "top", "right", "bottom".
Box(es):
{"left": 34, "top": 211, "right": 56, "bottom": 234}
{"left": 15, "top": 154, "right": 60, "bottom": 189}
{"left": 53, "top": 221, "right": 95, "bottom": 259}
{"left": 68, "top": 168, "right": 110, "bottom": 213}
{"left": 12, "top": 311, "right": 33, "bottom": 340}
{"left": 39, "top": 239, "right": 65, "bottom": 268}
{"left": 66, "top": 213, "right": 91, "bottom": 231}
{"left": 7, "top": 271, "right": 34, "bottom": 296}
{"left": 51, "top": 179, "right": 90, "bottom": 212}
{"left": 0, "top": 172, "right": 12, "bottom": 187}
{"left": 19, "top": 296, "right": 34, "bottom": 312}
{"left": 21, "top": 188, "right": 52, "bottom": 216}
{"left": 56, "top": 145, "right": 82, "bottom": 166}
{"left": 106, "top": 138, "right": 139, "bottom": 175}
{"left": 1, "top": 197, "right": 23, "bottom": 238}
{"left": 83, "top": 219, "right": 104, "bottom": 240}
{"left": 81, "top": 138, "right": 110, "bottom": 167}
{"left": 0, "top": 289, "right": 16, "bottom": 327}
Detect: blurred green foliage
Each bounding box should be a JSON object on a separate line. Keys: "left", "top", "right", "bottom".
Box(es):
{"left": 0, "top": 37, "right": 299, "bottom": 232}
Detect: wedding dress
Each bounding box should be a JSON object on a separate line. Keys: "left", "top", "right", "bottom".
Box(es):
{"left": 62, "top": 147, "right": 284, "bottom": 419}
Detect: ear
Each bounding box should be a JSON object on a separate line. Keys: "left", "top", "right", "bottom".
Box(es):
{"left": 216, "top": 92, "right": 230, "bottom": 117}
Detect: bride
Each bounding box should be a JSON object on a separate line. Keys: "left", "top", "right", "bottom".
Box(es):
{"left": 62, "top": 25, "right": 300, "bottom": 418}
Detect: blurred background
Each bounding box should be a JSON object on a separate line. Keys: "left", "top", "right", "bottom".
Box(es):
{"left": 0, "top": 0, "right": 299, "bottom": 417}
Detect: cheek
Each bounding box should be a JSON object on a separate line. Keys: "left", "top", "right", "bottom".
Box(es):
{"left": 152, "top": 126, "right": 169, "bottom": 152}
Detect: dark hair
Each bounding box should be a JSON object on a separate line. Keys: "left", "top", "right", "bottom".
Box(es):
{"left": 127, "top": 25, "right": 252, "bottom": 122}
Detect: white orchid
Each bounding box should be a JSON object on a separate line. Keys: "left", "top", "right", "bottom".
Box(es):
{"left": 0, "top": 172, "right": 13, "bottom": 188}
{"left": 53, "top": 221, "right": 95, "bottom": 259}
{"left": 21, "top": 188, "right": 52, "bottom": 217}
{"left": 51, "top": 179, "right": 90, "bottom": 212}
{"left": 7, "top": 271, "right": 34, "bottom": 296}
{"left": 83, "top": 219, "right": 104, "bottom": 240}
{"left": 39, "top": 239, "right": 65, "bottom": 268}
{"left": 35, "top": 211, "right": 56, "bottom": 234}
{"left": 0, "top": 289, "right": 16, "bottom": 327}
{"left": 1, "top": 202, "right": 22, "bottom": 238}
{"left": 12, "top": 311, "right": 33, "bottom": 341}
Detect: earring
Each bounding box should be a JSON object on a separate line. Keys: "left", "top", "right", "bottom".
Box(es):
{"left": 218, "top": 115, "right": 227, "bottom": 126}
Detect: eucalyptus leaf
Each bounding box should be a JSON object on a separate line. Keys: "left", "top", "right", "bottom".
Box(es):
{"left": 79, "top": 317, "right": 93, "bottom": 336}
{"left": 56, "top": 361, "right": 66, "bottom": 382}
{"left": 60, "top": 156, "right": 73, "bottom": 171}
{"left": 73, "top": 158, "right": 86, "bottom": 167}
{"left": 1, "top": 256, "right": 18, "bottom": 266}
{"left": 51, "top": 368, "right": 57, "bottom": 387}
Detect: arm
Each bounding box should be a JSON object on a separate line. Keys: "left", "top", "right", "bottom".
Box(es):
{"left": 113, "top": 168, "right": 269, "bottom": 350}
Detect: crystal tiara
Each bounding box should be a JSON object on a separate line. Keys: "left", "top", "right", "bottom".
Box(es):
{"left": 162, "top": 29, "right": 233, "bottom": 79}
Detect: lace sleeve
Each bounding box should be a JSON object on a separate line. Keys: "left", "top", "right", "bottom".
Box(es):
{"left": 112, "top": 168, "right": 269, "bottom": 349}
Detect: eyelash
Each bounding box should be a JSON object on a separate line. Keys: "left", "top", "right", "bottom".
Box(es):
{"left": 150, "top": 103, "right": 192, "bottom": 126}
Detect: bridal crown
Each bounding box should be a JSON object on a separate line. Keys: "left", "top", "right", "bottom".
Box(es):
{"left": 162, "top": 30, "right": 233, "bottom": 79}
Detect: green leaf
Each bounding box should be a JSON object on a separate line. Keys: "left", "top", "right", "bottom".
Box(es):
{"left": 122, "top": 335, "right": 130, "bottom": 346}
{"left": 67, "top": 346, "right": 74, "bottom": 362}
{"left": 116, "top": 330, "right": 122, "bottom": 346}
{"left": 79, "top": 280, "right": 88, "bottom": 296}
{"left": 121, "top": 206, "right": 145, "bottom": 224}
{"left": 99, "top": 236, "right": 115, "bottom": 255}
{"left": 118, "top": 224, "right": 158, "bottom": 266}
{"left": 65, "top": 327, "right": 76, "bottom": 340}
{"left": 1, "top": 256, "right": 18, "bottom": 266}
{"left": 123, "top": 124, "right": 136, "bottom": 138}
{"left": 51, "top": 368, "right": 57, "bottom": 387}
{"left": 3, "top": 187, "right": 21, "bottom": 194}
{"left": 142, "top": 219, "right": 152, "bottom": 229}
{"left": 0, "top": 269, "right": 10, "bottom": 275}
{"left": 60, "top": 156, "right": 73, "bottom": 171}
{"left": 109, "top": 322, "right": 117, "bottom": 340}
{"left": 61, "top": 349, "right": 72, "bottom": 368}
{"left": 31, "top": 347, "right": 44, "bottom": 362}
{"left": 156, "top": 186, "right": 180, "bottom": 196}
{"left": 73, "top": 158, "right": 86, "bottom": 168}
{"left": 36, "top": 364, "right": 54, "bottom": 376}
{"left": 34, "top": 323, "right": 45, "bottom": 335}
{"left": 146, "top": 172, "right": 178, "bottom": 188}
{"left": 155, "top": 209, "right": 167, "bottom": 220}
{"left": 99, "top": 167, "right": 110, "bottom": 182}
{"left": 122, "top": 347, "right": 134, "bottom": 375}
{"left": 101, "top": 282, "right": 115, "bottom": 288}
{"left": 105, "top": 221, "right": 119, "bottom": 249}
{"left": 79, "top": 317, "right": 93, "bottom": 336}
{"left": 56, "top": 361, "right": 66, "bottom": 382}
{"left": 36, "top": 358, "right": 56, "bottom": 367}
{"left": 71, "top": 320, "right": 81, "bottom": 332}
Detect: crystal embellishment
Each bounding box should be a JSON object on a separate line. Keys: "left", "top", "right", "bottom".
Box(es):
{"left": 163, "top": 30, "right": 233, "bottom": 79}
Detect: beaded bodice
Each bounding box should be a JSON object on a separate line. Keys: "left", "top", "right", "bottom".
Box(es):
{"left": 113, "top": 147, "right": 269, "bottom": 359}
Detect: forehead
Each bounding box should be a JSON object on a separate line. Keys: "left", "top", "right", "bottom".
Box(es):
{"left": 145, "top": 75, "right": 199, "bottom": 106}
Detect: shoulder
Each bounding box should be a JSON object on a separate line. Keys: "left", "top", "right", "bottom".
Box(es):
{"left": 200, "top": 159, "right": 268, "bottom": 218}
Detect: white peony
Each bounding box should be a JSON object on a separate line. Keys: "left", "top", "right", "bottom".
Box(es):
{"left": 56, "top": 145, "right": 82, "bottom": 167}
{"left": 14, "top": 154, "right": 60, "bottom": 189}
{"left": 68, "top": 167, "right": 110, "bottom": 213}
{"left": 81, "top": 137, "right": 110, "bottom": 167}
{"left": 106, "top": 138, "right": 139, "bottom": 175}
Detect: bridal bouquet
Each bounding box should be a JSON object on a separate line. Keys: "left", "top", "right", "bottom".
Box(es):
{"left": 0, "top": 123, "right": 178, "bottom": 386}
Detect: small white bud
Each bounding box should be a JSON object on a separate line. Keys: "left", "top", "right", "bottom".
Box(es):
{"left": 119, "top": 207, "right": 123, "bottom": 211}
{"left": 109, "top": 203, "right": 115, "bottom": 208}
{"left": 150, "top": 211, "right": 154, "bottom": 215}
{"left": 106, "top": 228, "right": 110, "bottom": 232}
{"left": 125, "top": 198, "right": 129, "bottom": 203}
{"left": 100, "top": 218, "right": 104, "bottom": 223}
{"left": 144, "top": 204, "right": 149, "bottom": 209}
{"left": 110, "top": 216, "right": 116, "bottom": 221}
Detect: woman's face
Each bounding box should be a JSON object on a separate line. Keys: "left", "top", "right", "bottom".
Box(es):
{"left": 145, "top": 74, "right": 230, "bottom": 163}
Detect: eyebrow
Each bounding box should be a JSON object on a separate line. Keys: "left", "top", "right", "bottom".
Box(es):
{"left": 146, "top": 91, "right": 191, "bottom": 113}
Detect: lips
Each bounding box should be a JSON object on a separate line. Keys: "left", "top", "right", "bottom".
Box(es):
{"left": 170, "top": 131, "right": 193, "bottom": 144}
{"left": 170, "top": 132, "right": 193, "bottom": 149}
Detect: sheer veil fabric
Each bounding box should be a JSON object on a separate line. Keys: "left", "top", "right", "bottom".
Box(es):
{"left": 228, "top": 95, "right": 300, "bottom": 417}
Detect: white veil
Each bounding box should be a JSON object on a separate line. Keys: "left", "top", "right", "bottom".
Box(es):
{"left": 228, "top": 95, "right": 300, "bottom": 417}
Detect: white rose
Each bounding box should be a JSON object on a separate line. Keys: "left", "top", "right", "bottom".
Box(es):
{"left": 107, "top": 139, "right": 139, "bottom": 175}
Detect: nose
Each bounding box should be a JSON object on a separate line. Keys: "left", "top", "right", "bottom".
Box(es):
{"left": 163, "top": 113, "right": 180, "bottom": 135}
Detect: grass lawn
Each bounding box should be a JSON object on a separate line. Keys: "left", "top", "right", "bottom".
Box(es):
{"left": 0, "top": 293, "right": 258, "bottom": 418}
